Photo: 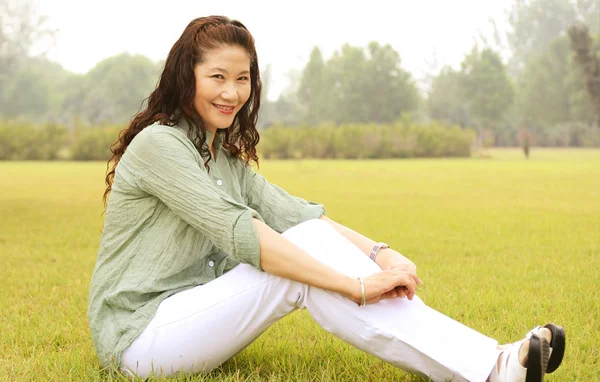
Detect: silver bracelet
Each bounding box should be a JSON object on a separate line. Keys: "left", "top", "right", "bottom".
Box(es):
{"left": 358, "top": 277, "right": 366, "bottom": 307}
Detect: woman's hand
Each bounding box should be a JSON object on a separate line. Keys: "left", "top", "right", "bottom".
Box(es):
{"left": 373, "top": 248, "right": 423, "bottom": 301}
{"left": 347, "top": 268, "right": 421, "bottom": 305}
{"left": 375, "top": 248, "right": 417, "bottom": 273}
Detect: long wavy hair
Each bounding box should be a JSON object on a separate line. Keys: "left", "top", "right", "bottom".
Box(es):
{"left": 103, "top": 16, "right": 261, "bottom": 207}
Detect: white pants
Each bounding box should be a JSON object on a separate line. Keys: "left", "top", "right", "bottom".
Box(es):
{"left": 121, "top": 219, "right": 499, "bottom": 381}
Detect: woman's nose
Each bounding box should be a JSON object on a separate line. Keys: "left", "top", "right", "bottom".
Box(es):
{"left": 221, "top": 84, "right": 239, "bottom": 101}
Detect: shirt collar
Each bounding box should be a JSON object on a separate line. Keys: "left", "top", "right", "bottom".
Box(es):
{"left": 204, "top": 128, "right": 225, "bottom": 147}
{"left": 177, "top": 119, "right": 225, "bottom": 147}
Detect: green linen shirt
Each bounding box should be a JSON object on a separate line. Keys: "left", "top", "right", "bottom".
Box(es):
{"left": 88, "top": 122, "right": 325, "bottom": 369}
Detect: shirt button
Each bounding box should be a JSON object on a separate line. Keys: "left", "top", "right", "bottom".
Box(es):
{"left": 208, "top": 261, "right": 215, "bottom": 267}
{"left": 217, "top": 180, "right": 223, "bottom": 186}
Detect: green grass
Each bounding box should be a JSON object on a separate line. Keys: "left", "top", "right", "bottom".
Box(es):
{"left": 1, "top": 148, "right": 599, "bottom": 381}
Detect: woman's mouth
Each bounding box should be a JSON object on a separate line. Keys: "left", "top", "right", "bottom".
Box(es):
{"left": 213, "top": 104, "right": 235, "bottom": 114}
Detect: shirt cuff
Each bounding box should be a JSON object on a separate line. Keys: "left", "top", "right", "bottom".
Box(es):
{"left": 300, "top": 202, "right": 326, "bottom": 223}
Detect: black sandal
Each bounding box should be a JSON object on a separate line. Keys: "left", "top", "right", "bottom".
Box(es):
{"left": 544, "top": 323, "right": 565, "bottom": 373}
{"left": 526, "top": 334, "right": 550, "bottom": 382}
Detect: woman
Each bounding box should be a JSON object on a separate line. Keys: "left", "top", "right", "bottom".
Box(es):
{"left": 88, "top": 16, "right": 565, "bottom": 382}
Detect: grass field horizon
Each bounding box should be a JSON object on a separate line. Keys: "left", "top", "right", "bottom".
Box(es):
{"left": 1, "top": 148, "right": 599, "bottom": 381}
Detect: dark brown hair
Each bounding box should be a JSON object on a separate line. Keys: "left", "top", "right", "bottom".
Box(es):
{"left": 103, "top": 16, "right": 261, "bottom": 207}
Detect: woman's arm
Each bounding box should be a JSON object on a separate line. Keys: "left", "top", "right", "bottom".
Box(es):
{"left": 253, "top": 218, "right": 361, "bottom": 303}
{"left": 127, "top": 128, "right": 417, "bottom": 303}
{"left": 242, "top": 164, "right": 325, "bottom": 234}
{"left": 253, "top": 218, "right": 420, "bottom": 304}
{"left": 318, "top": 215, "right": 421, "bottom": 292}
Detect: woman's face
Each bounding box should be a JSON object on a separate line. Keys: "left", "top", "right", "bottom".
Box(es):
{"left": 193, "top": 45, "right": 252, "bottom": 134}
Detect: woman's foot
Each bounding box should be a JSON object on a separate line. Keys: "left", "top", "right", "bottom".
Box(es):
{"left": 497, "top": 324, "right": 565, "bottom": 374}
{"left": 540, "top": 323, "right": 565, "bottom": 373}
{"left": 521, "top": 324, "right": 565, "bottom": 374}
{"left": 489, "top": 330, "right": 550, "bottom": 382}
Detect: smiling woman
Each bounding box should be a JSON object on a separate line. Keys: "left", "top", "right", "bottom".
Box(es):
{"left": 101, "top": 16, "right": 262, "bottom": 201}
{"left": 193, "top": 46, "right": 252, "bottom": 159}
{"left": 88, "top": 15, "right": 565, "bottom": 382}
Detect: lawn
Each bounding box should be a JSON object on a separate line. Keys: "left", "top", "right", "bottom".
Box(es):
{"left": 1, "top": 148, "right": 599, "bottom": 381}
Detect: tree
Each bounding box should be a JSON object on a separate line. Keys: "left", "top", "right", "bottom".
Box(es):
{"left": 460, "top": 47, "right": 514, "bottom": 141}
{"left": 417, "top": 48, "right": 443, "bottom": 95}
{"left": 505, "top": 0, "right": 600, "bottom": 77}
{"left": 3, "top": 56, "right": 72, "bottom": 121}
{"left": 516, "top": 33, "right": 597, "bottom": 128}
{"left": 427, "top": 66, "right": 472, "bottom": 128}
{"left": 267, "top": 68, "right": 303, "bottom": 126}
{"left": 297, "top": 47, "right": 330, "bottom": 125}
{"left": 516, "top": 36, "right": 573, "bottom": 126}
{"left": 574, "top": 0, "right": 600, "bottom": 34}
{"left": 324, "top": 43, "right": 369, "bottom": 124}
{"left": 568, "top": 24, "right": 600, "bottom": 126}
{"left": 362, "top": 42, "right": 419, "bottom": 124}
{"left": 0, "top": 0, "right": 55, "bottom": 114}
{"left": 296, "top": 42, "right": 419, "bottom": 125}
{"left": 63, "top": 53, "right": 162, "bottom": 124}
{"left": 4, "top": 62, "right": 53, "bottom": 119}
{"left": 256, "top": 64, "right": 273, "bottom": 130}
{"left": 506, "top": 0, "right": 579, "bottom": 74}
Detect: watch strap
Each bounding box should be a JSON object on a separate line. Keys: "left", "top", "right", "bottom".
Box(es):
{"left": 369, "top": 242, "right": 389, "bottom": 262}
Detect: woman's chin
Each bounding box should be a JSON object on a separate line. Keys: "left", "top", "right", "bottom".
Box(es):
{"left": 211, "top": 116, "right": 236, "bottom": 130}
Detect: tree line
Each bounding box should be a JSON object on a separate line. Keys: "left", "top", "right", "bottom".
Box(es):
{"left": 0, "top": 120, "right": 476, "bottom": 161}
{"left": 1, "top": 0, "right": 600, "bottom": 149}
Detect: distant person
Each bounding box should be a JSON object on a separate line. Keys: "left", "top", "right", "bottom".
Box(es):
{"left": 88, "top": 16, "right": 565, "bottom": 382}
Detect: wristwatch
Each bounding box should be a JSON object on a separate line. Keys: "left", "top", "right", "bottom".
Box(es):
{"left": 369, "top": 242, "right": 389, "bottom": 262}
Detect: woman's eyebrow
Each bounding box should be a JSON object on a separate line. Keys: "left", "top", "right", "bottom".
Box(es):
{"left": 210, "top": 67, "right": 250, "bottom": 75}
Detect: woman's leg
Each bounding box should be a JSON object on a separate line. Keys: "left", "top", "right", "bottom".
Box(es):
{"left": 121, "top": 218, "right": 498, "bottom": 381}
{"left": 281, "top": 219, "right": 499, "bottom": 382}
{"left": 120, "top": 261, "right": 310, "bottom": 378}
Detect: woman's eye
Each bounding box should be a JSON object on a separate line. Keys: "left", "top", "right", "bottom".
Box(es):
{"left": 238, "top": 76, "right": 249, "bottom": 81}
{"left": 212, "top": 74, "right": 224, "bottom": 79}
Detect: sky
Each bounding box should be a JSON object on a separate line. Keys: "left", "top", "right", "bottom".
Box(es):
{"left": 34, "top": 0, "right": 514, "bottom": 99}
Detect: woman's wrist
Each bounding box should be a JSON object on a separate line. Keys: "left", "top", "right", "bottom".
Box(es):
{"left": 340, "top": 276, "right": 362, "bottom": 304}
{"left": 374, "top": 247, "right": 393, "bottom": 266}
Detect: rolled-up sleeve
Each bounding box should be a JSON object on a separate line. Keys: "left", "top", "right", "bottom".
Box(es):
{"left": 242, "top": 164, "right": 326, "bottom": 233}
{"left": 125, "top": 127, "right": 264, "bottom": 270}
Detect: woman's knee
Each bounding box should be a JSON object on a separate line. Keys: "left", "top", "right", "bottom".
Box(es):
{"left": 282, "top": 218, "right": 336, "bottom": 241}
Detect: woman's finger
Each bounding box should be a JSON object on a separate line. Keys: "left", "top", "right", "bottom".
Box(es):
{"left": 394, "top": 286, "right": 407, "bottom": 298}
{"left": 410, "top": 273, "right": 421, "bottom": 287}
{"left": 403, "top": 277, "right": 417, "bottom": 295}
{"left": 366, "top": 294, "right": 383, "bottom": 304}
{"left": 389, "top": 270, "right": 413, "bottom": 288}
{"left": 380, "top": 290, "right": 397, "bottom": 300}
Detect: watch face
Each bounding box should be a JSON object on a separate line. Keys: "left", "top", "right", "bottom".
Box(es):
{"left": 380, "top": 243, "right": 389, "bottom": 249}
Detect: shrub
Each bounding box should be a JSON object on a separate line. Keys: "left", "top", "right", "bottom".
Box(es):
{"left": 260, "top": 121, "right": 475, "bottom": 159}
